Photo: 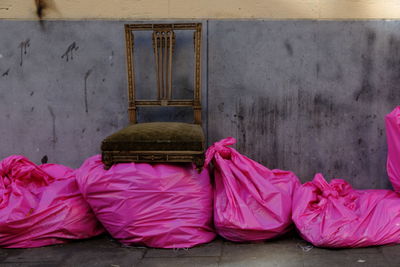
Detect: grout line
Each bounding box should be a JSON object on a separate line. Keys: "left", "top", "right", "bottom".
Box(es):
{"left": 135, "top": 247, "right": 148, "bottom": 266}
{"left": 143, "top": 256, "right": 221, "bottom": 259}
{"left": 217, "top": 241, "right": 224, "bottom": 266}
{"left": 141, "top": 248, "right": 148, "bottom": 259}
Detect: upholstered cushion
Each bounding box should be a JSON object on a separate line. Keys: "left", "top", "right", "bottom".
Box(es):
{"left": 101, "top": 122, "right": 205, "bottom": 152}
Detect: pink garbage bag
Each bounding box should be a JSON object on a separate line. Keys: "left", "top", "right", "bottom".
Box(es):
{"left": 205, "top": 137, "right": 300, "bottom": 242}
{"left": 386, "top": 106, "right": 400, "bottom": 192}
{"left": 0, "top": 155, "right": 104, "bottom": 248}
{"left": 292, "top": 173, "right": 400, "bottom": 248}
{"left": 75, "top": 155, "right": 215, "bottom": 248}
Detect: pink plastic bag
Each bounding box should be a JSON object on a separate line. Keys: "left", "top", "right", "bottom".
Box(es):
{"left": 292, "top": 173, "right": 400, "bottom": 248}
{"left": 205, "top": 137, "right": 300, "bottom": 242}
{"left": 386, "top": 106, "right": 400, "bottom": 192}
{"left": 0, "top": 155, "right": 104, "bottom": 248}
{"left": 75, "top": 155, "right": 215, "bottom": 248}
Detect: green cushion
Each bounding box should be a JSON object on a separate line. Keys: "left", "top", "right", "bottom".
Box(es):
{"left": 101, "top": 122, "right": 205, "bottom": 151}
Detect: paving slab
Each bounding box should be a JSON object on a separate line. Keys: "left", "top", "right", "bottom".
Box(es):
{"left": 299, "top": 244, "right": 382, "bottom": 256}
{"left": 61, "top": 247, "right": 144, "bottom": 267}
{"left": 380, "top": 244, "right": 400, "bottom": 266}
{"left": 59, "top": 235, "right": 145, "bottom": 267}
{"left": 0, "top": 246, "right": 66, "bottom": 266}
{"left": 0, "top": 235, "right": 145, "bottom": 267}
{"left": 137, "top": 257, "right": 219, "bottom": 267}
{"left": 220, "top": 237, "right": 304, "bottom": 267}
{"left": 145, "top": 238, "right": 222, "bottom": 258}
{"left": 303, "top": 251, "right": 389, "bottom": 267}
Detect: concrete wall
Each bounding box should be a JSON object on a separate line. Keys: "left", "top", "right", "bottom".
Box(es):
{"left": 207, "top": 21, "right": 400, "bottom": 189}
{"left": 0, "top": 21, "right": 128, "bottom": 168}
{"left": 0, "top": 20, "right": 399, "bottom": 189}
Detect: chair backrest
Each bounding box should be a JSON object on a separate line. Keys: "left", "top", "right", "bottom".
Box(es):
{"left": 124, "top": 23, "right": 202, "bottom": 124}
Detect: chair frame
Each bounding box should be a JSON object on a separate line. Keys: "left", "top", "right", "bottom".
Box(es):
{"left": 102, "top": 23, "right": 204, "bottom": 169}
{"left": 125, "top": 23, "right": 202, "bottom": 124}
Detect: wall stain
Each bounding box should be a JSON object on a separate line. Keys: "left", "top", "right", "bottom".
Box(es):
{"left": 47, "top": 106, "right": 57, "bottom": 147}
{"left": 217, "top": 102, "right": 224, "bottom": 112}
{"left": 41, "top": 155, "right": 48, "bottom": 164}
{"left": 235, "top": 98, "right": 247, "bottom": 154}
{"left": 34, "top": 0, "right": 52, "bottom": 29}
{"left": 312, "top": 93, "right": 338, "bottom": 123}
{"left": 315, "top": 60, "right": 343, "bottom": 82}
{"left": 35, "top": 0, "right": 47, "bottom": 19}
{"left": 297, "top": 90, "right": 343, "bottom": 132}
{"left": 174, "top": 109, "right": 189, "bottom": 120}
{"left": 351, "top": 112, "right": 375, "bottom": 185}
{"left": 385, "top": 35, "right": 400, "bottom": 105}
{"left": 84, "top": 68, "right": 93, "bottom": 113}
{"left": 284, "top": 40, "right": 293, "bottom": 56}
{"left": 333, "top": 160, "right": 343, "bottom": 171}
{"left": 2, "top": 68, "right": 9, "bottom": 77}
{"left": 30, "top": 91, "right": 34, "bottom": 96}
{"left": 177, "top": 77, "right": 192, "bottom": 98}
{"left": 234, "top": 96, "right": 283, "bottom": 169}
{"left": 34, "top": 0, "right": 56, "bottom": 29}
{"left": 19, "top": 39, "right": 30, "bottom": 67}
{"left": 109, "top": 50, "right": 114, "bottom": 66}
{"left": 354, "top": 31, "right": 376, "bottom": 101}
{"left": 61, "top": 42, "right": 79, "bottom": 62}
{"left": 334, "top": 64, "right": 343, "bottom": 81}
{"left": 378, "top": 128, "right": 384, "bottom": 137}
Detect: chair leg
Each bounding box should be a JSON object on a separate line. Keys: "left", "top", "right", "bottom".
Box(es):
{"left": 194, "top": 157, "right": 204, "bottom": 173}
{"left": 103, "top": 162, "right": 112, "bottom": 170}
{"left": 102, "top": 152, "right": 113, "bottom": 170}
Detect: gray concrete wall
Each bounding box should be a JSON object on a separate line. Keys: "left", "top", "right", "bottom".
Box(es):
{"left": 208, "top": 21, "right": 400, "bottom": 189}
{"left": 1, "top": 20, "right": 399, "bottom": 189}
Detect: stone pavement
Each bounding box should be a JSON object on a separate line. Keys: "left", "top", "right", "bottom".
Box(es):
{"left": 0, "top": 233, "right": 398, "bottom": 267}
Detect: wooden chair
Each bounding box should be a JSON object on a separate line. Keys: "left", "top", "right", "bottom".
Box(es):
{"left": 101, "top": 23, "right": 205, "bottom": 169}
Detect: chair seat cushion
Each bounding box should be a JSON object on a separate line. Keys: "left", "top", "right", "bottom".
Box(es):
{"left": 101, "top": 122, "right": 205, "bottom": 152}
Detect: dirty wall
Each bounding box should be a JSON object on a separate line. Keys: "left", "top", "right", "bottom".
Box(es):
{"left": 0, "top": 20, "right": 399, "bottom": 188}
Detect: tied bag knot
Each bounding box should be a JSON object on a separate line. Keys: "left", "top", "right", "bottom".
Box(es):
{"left": 0, "top": 155, "right": 53, "bottom": 188}
{"left": 322, "top": 189, "right": 339, "bottom": 198}
{"left": 204, "top": 137, "right": 236, "bottom": 167}
{"left": 313, "top": 173, "right": 353, "bottom": 199}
